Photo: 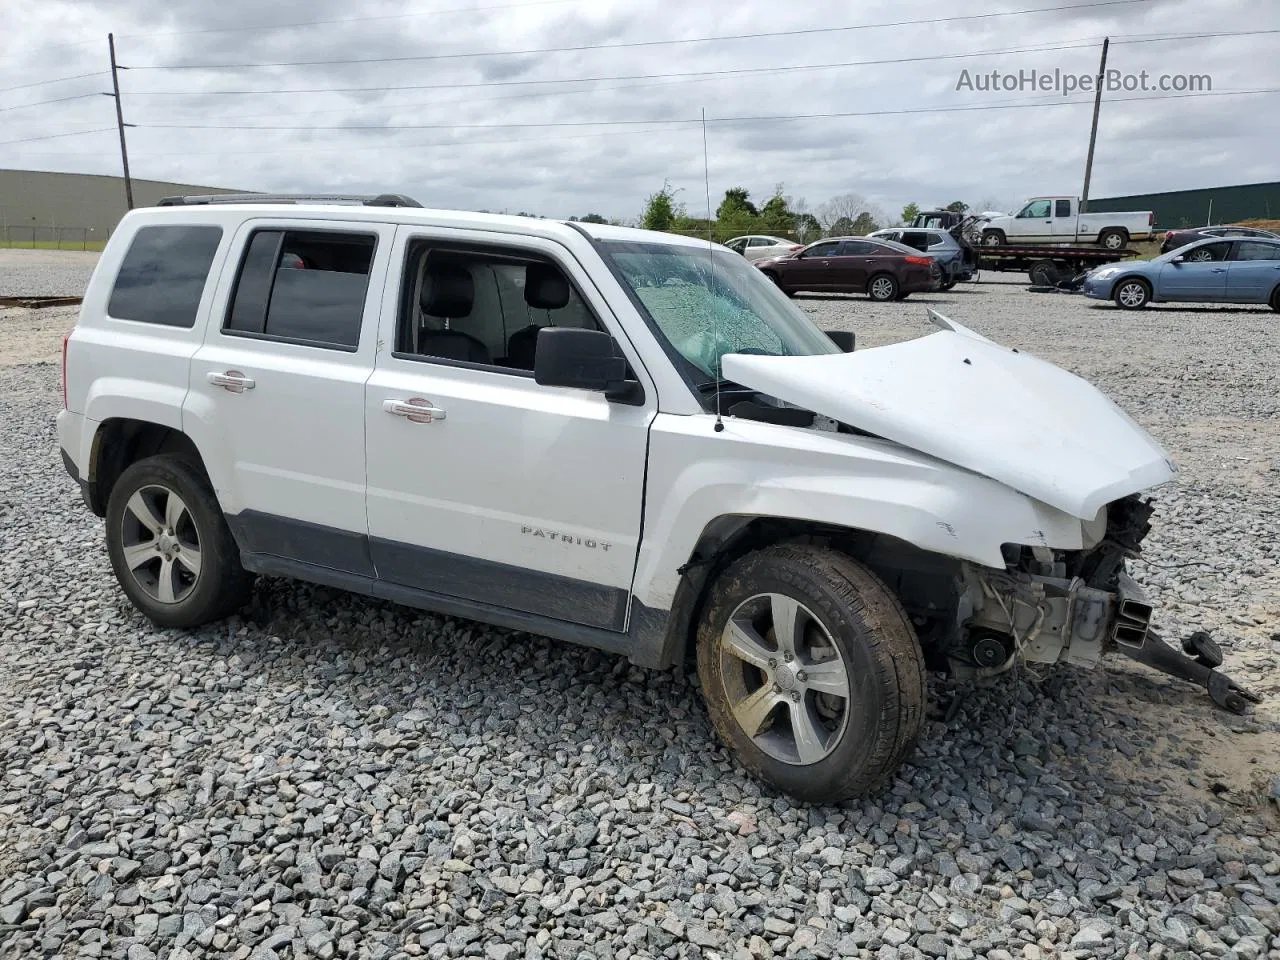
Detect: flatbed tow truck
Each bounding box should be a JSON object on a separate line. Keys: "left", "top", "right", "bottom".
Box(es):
{"left": 949, "top": 215, "right": 1145, "bottom": 288}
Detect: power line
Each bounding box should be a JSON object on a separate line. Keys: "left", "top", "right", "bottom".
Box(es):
{"left": 135, "top": 86, "right": 1280, "bottom": 135}
{"left": 0, "top": 72, "right": 109, "bottom": 96}
{"left": 115, "top": 0, "right": 578, "bottom": 39}
{"left": 0, "top": 127, "right": 118, "bottom": 147}
{"left": 123, "top": 0, "right": 1150, "bottom": 70}
{"left": 0, "top": 93, "right": 105, "bottom": 114}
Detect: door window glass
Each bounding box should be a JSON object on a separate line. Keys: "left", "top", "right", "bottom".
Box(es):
{"left": 1054, "top": 199, "right": 1072, "bottom": 218}
{"left": 1018, "top": 200, "right": 1052, "bottom": 218}
{"left": 394, "top": 242, "right": 603, "bottom": 373}
{"left": 801, "top": 241, "right": 840, "bottom": 258}
{"left": 1233, "top": 241, "right": 1280, "bottom": 261}
{"left": 224, "top": 229, "right": 375, "bottom": 349}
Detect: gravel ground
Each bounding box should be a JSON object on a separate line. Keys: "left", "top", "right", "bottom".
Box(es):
{"left": 0, "top": 249, "right": 101, "bottom": 298}
{"left": 2, "top": 256, "right": 1278, "bottom": 960}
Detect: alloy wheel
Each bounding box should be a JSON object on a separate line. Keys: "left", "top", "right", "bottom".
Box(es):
{"left": 119, "top": 484, "right": 203, "bottom": 604}
{"left": 1117, "top": 281, "right": 1148, "bottom": 308}
{"left": 870, "top": 277, "right": 896, "bottom": 301}
{"left": 717, "top": 592, "right": 851, "bottom": 765}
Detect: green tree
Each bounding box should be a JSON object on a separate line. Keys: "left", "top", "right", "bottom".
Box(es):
{"left": 901, "top": 201, "right": 921, "bottom": 225}
{"left": 641, "top": 180, "right": 684, "bottom": 232}
{"left": 945, "top": 200, "right": 969, "bottom": 214}
{"left": 851, "top": 212, "right": 881, "bottom": 235}
{"left": 794, "top": 213, "right": 822, "bottom": 242}
{"left": 575, "top": 213, "right": 608, "bottom": 224}
{"left": 759, "top": 185, "right": 797, "bottom": 235}
{"left": 716, "top": 186, "right": 758, "bottom": 222}
{"left": 828, "top": 216, "right": 857, "bottom": 237}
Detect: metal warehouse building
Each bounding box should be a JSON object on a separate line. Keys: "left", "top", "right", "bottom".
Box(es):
{"left": 1089, "top": 181, "right": 1280, "bottom": 230}
{"left": 0, "top": 169, "right": 245, "bottom": 248}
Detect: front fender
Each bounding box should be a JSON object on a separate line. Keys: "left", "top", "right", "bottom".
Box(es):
{"left": 633, "top": 414, "right": 1089, "bottom": 610}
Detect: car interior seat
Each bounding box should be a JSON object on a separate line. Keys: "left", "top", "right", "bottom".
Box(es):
{"left": 505, "top": 262, "right": 572, "bottom": 370}
{"left": 418, "top": 262, "right": 491, "bottom": 364}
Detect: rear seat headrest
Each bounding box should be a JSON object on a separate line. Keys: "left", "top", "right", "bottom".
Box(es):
{"left": 524, "top": 262, "right": 570, "bottom": 310}
{"left": 420, "top": 262, "right": 474, "bottom": 318}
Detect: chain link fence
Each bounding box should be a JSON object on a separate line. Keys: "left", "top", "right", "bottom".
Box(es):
{"left": 1, "top": 224, "right": 108, "bottom": 251}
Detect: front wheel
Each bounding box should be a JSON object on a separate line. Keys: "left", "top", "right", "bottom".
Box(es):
{"left": 105, "top": 455, "right": 254, "bottom": 628}
{"left": 696, "top": 544, "right": 926, "bottom": 803}
{"left": 981, "top": 230, "right": 1006, "bottom": 247}
{"left": 867, "top": 273, "right": 899, "bottom": 302}
{"left": 1114, "top": 277, "right": 1151, "bottom": 310}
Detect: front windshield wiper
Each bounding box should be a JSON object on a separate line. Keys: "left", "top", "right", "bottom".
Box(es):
{"left": 696, "top": 377, "right": 752, "bottom": 394}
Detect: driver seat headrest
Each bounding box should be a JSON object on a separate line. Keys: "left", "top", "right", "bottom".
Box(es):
{"left": 524, "top": 262, "right": 570, "bottom": 310}
{"left": 420, "top": 262, "right": 474, "bottom": 318}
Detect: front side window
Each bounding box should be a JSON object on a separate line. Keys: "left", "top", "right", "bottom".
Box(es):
{"left": 801, "top": 241, "right": 840, "bottom": 258}
{"left": 1018, "top": 200, "right": 1052, "bottom": 218}
{"left": 108, "top": 224, "right": 223, "bottom": 327}
{"left": 224, "top": 229, "right": 375, "bottom": 349}
{"left": 395, "top": 242, "right": 602, "bottom": 372}
{"left": 599, "top": 239, "right": 840, "bottom": 381}
{"left": 1233, "top": 241, "right": 1280, "bottom": 261}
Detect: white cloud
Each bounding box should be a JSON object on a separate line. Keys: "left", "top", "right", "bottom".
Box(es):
{"left": 3, "top": 0, "right": 1276, "bottom": 221}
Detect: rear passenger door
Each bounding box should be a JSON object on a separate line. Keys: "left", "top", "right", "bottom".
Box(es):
{"left": 1225, "top": 241, "right": 1280, "bottom": 302}
{"left": 184, "top": 220, "right": 394, "bottom": 577}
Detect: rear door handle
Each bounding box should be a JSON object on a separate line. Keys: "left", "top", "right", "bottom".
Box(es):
{"left": 207, "top": 370, "right": 255, "bottom": 392}
{"left": 384, "top": 397, "right": 446, "bottom": 423}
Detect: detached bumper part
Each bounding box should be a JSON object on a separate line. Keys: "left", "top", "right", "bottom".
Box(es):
{"left": 1110, "top": 573, "right": 1261, "bottom": 715}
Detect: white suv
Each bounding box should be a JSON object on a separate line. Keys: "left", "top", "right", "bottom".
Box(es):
{"left": 57, "top": 193, "right": 1258, "bottom": 803}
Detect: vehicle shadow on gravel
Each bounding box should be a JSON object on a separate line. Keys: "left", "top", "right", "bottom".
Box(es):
{"left": 1085, "top": 304, "right": 1275, "bottom": 315}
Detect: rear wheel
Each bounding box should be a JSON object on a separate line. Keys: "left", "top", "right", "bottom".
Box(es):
{"left": 1098, "top": 228, "right": 1127, "bottom": 250}
{"left": 1028, "top": 260, "right": 1058, "bottom": 286}
{"left": 1271, "top": 286, "right": 1280, "bottom": 312}
{"left": 940, "top": 278, "right": 957, "bottom": 291}
{"left": 1114, "top": 277, "right": 1151, "bottom": 310}
{"left": 105, "top": 455, "right": 254, "bottom": 628}
{"left": 696, "top": 544, "right": 926, "bottom": 803}
{"left": 867, "top": 273, "right": 899, "bottom": 302}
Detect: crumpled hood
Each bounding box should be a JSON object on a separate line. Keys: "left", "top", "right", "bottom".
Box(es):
{"left": 720, "top": 310, "right": 1176, "bottom": 519}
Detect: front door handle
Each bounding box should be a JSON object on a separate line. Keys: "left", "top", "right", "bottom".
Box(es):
{"left": 207, "top": 370, "right": 255, "bottom": 392}
{"left": 384, "top": 397, "right": 446, "bottom": 423}
{"left": 1211, "top": 267, "right": 1226, "bottom": 273}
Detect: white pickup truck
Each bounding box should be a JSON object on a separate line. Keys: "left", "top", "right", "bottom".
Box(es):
{"left": 980, "top": 196, "right": 1155, "bottom": 250}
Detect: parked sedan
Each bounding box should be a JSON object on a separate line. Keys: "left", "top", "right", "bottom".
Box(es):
{"left": 1159, "top": 224, "right": 1280, "bottom": 254}
{"left": 753, "top": 236, "right": 941, "bottom": 301}
{"left": 868, "top": 226, "right": 977, "bottom": 288}
{"left": 724, "top": 234, "right": 804, "bottom": 261}
{"left": 1082, "top": 235, "right": 1280, "bottom": 310}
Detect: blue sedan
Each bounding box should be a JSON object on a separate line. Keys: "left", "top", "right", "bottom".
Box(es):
{"left": 1082, "top": 235, "right": 1280, "bottom": 310}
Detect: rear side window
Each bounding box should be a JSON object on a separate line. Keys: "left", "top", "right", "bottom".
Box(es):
{"left": 1055, "top": 199, "right": 1072, "bottom": 218}
{"left": 107, "top": 224, "right": 223, "bottom": 327}
{"left": 224, "top": 229, "right": 376, "bottom": 350}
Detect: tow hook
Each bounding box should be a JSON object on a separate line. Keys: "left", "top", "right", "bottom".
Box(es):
{"left": 1114, "top": 628, "right": 1262, "bottom": 715}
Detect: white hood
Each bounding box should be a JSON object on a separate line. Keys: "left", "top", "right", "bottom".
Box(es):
{"left": 720, "top": 310, "right": 1176, "bottom": 519}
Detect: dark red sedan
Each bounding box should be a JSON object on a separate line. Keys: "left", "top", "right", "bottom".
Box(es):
{"left": 753, "top": 236, "right": 941, "bottom": 301}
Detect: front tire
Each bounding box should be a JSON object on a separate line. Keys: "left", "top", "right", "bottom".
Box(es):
{"left": 867, "top": 273, "right": 899, "bottom": 302}
{"left": 981, "top": 230, "right": 1006, "bottom": 246}
{"left": 105, "top": 455, "right": 254, "bottom": 628}
{"left": 695, "top": 544, "right": 926, "bottom": 804}
{"left": 1113, "top": 277, "right": 1151, "bottom": 310}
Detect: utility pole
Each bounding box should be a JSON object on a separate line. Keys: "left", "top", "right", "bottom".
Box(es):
{"left": 1079, "top": 36, "right": 1109, "bottom": 214}
{"left": 106, "top": 33, "right": 134, "bottom": 211}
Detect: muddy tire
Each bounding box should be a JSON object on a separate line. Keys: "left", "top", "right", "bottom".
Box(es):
{"left": 105, "top": 455, "right": 254, "bottom": 629}
{"left": 695, "top": 544, "right": 926, "bottom": 803}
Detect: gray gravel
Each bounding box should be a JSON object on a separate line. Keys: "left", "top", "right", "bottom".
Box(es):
{"left": 0, "top": 248, "right": 102, "bottom": 298}
{"left": 3, "top": 259, "right": 1279, "bottom": 960}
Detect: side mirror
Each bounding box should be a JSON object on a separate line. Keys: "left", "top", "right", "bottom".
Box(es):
{"left": 533, "top": 328, "right": 638, "bottom": 402}
{"left": 824, "top": 330, "right": 855, "bottom": 352}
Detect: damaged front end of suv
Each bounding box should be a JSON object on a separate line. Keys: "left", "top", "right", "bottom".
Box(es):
{"left": 949, "top": 494, "right": 1259, "bottom": 713}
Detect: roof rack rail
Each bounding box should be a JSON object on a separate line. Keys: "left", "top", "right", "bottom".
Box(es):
{"left": 155, "top": 193, "right": 422, "bottom": 208}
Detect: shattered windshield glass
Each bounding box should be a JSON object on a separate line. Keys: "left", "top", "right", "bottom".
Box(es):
{"left": 599, "top": 239, "right": 840, "bottom": 381}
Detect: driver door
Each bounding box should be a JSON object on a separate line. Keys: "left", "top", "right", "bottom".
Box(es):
{"left": 1158, "top": 241, "right": 1231, "bottom": 301}
{"left": 1010, "top": 200, "right": 1052, "bottom": 241}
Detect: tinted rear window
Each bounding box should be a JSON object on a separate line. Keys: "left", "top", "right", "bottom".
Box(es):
{"left": 223, "top": 229, "right": 376, "bottom": 350}
{"left": 107, "top": 224, "right": 223, "bottom": 327}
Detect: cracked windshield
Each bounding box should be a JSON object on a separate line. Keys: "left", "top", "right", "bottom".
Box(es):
{"left": 601, "top": 240, "right": 839, "bottom": 379}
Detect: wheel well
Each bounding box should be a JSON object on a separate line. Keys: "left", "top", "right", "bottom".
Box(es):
{"left": 658, "top": 517, "right": 962, "bottom": 668}
{"left": 1113, "top": 274, "right": 1151, "bottom": 294}
{"left": 86, "top": 419, "right": 207, "bottom": 517}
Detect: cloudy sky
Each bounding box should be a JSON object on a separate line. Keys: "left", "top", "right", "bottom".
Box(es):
{"left": 3, "top": 0, "right": 1277, "bottom": 223}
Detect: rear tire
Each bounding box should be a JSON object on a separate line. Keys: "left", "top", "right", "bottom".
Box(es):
{"left": 1271, "top": 286, "right": 1280, "bottom": 312}
{"left": 1028, "top": 260, "right": 1058, "bottom": 286}
{"left": 695, "top": 544, "right": 926, "bottom": 804}
{"left": 867, "top": 273, "right": 899, "bottom": 302}
{"left": 1113, "top": 277, "right": 1151, "bottom": 310}
{"left": 1098, "top": 228, "right": 1127, "bottom": 250}
{"left": 105, "top": 455, "right": 254, "bottom": 629}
